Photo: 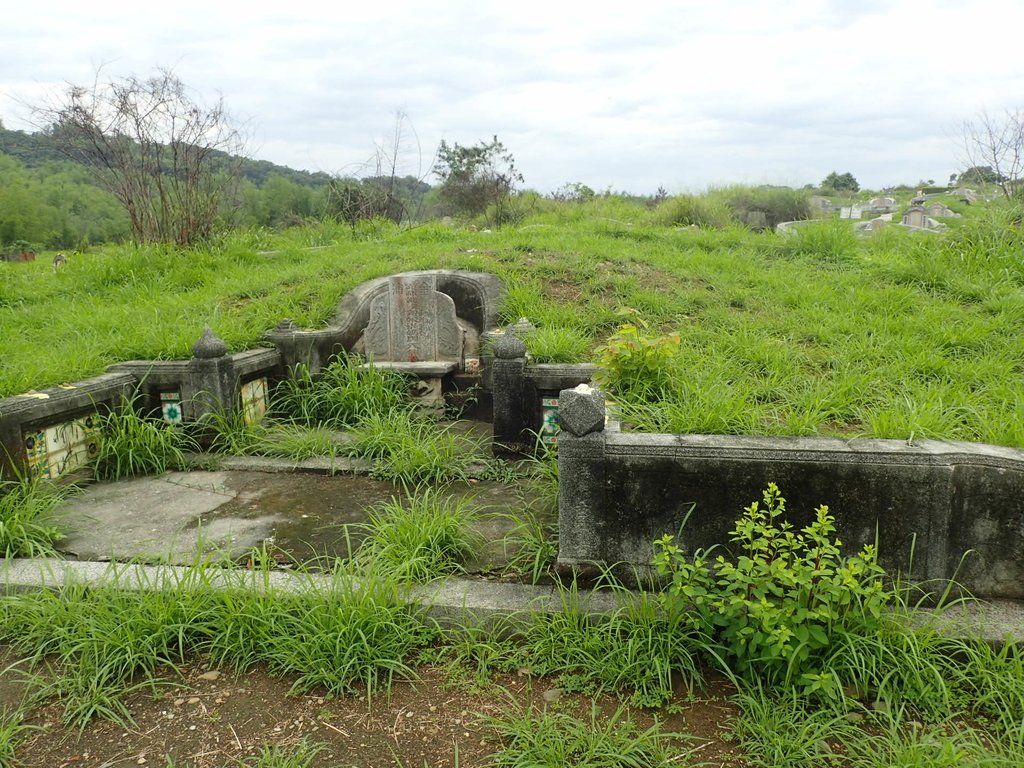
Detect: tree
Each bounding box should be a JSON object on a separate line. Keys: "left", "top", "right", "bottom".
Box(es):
{"left": 33, "top": 67, "right": 245, "bottom": 245}
{"left": 958, "top": 165, "right": 1005, "bottom": 186}
{"left": 434, "top": 135, "right": 523, "bottom": 223}
{"left": 821, "top": 171, "right": 860, "bottom": 194}
{"left": 959, "top": 109, "right": 1023, "bottom": 199}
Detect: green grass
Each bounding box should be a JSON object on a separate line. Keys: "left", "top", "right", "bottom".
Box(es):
{"left": 94, "top": 404, "right": 198, "bottom": 480}
{"left": 0, "top": 560, "right": 434, "bottom": 730}
{"left": 0, "top": 474, "right": 69, "bottom": 558}
{"left": 3, "top": 201, "right": 1024, "bottom": 446}
{"left": 345, "top": 410, "right": 486, "bottom": 485}
{"left": 272, "top": 357, "right": 411, "bottom": 429}
{"left": 354, "top": 488, "right": 483, "bottom": 582}
{"left": 484, "top": 700, "right": 689, "bottom": 768}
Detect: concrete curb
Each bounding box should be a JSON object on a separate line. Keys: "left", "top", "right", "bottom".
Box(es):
{"left": 1, "top": 558, "right": 1021, "bottom": 646}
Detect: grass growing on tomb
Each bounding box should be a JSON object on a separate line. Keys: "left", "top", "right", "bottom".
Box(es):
{"left": 272, "top": 357, "right": 411, "bottom": 429}
{"left": 94, "top": 403, "right": 198, "bottom": 480}
{"left": 345, "top": 410, "right": 486, "bottom": 486}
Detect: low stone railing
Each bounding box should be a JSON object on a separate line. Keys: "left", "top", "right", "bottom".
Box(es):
{"left": 555, "top": 385, "right": 1024, "bottom": 600}
{"left": 0, "top": 329, "right": 281, "bottom": 482}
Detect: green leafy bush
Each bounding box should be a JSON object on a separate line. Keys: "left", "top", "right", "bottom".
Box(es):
{"left": 594, "top": 313, "right": 680, "bottom": 400}
{"left": 654, "top": 483, "right": 888, "bottom": 693}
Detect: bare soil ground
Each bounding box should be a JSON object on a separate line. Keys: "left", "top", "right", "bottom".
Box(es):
{"left": 2, "top": 653, "right": 743, "bottom": 767}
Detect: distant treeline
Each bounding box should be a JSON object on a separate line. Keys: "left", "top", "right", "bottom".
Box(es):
{"left": 0, "top": 125, "right": 433, "bottom": 250}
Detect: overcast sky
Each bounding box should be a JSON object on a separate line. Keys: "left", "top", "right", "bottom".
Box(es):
{"left": 3, "top": 1, "right": 1023, "bottom": 193}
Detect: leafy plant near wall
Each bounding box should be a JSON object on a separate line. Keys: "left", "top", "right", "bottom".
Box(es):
{"left": 653, "top": 483, "right": 888, "bottom": 695}
{"left": 593, "top": 311, "right": 680, "bottom": 401}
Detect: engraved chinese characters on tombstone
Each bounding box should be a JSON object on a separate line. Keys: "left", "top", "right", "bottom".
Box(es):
{"left": 363, "top": 275, "right": 463, "bottom": 363}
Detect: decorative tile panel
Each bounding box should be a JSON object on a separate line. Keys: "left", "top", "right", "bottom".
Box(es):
{"left": 540, "top": 395, "right": 560, "bottom": 445}
{"left": 24, "top": 413, "right": 101, "bottom": 480}
{"left": 241, "top": 377, "right": 268, "bottom": 426}
{"left": 160, "top": 392, "right": 183, "bottom": 424}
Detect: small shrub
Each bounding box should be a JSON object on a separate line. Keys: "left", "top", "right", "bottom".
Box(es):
{"left": 654, "top": 483, "right": 888, "bottom": 693}
{"left": 594, "top": 312, "right": 680, "bottom": 401}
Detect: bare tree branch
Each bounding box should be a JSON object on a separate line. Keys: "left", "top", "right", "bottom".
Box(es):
{"left": 32, "top": 67, "right": 246, "bottom": 245}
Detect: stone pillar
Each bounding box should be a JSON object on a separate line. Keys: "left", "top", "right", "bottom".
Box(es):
{"left": 189, "top": 327, "right": 237, "bottom": 421}
{"left": 491, "top": 332, "right": 531, "bottom": 457}
{"left": 266, "top": 319, "right": 322, "bottom": 377}
{"left": 555, "top": 384, "right": 609, "bottom": 577}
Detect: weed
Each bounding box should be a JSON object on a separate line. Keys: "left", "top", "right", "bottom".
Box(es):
{"left": 499, "top": 507, "right": 557, "bottom": 584}
{"left": 0, "top": 472, "right": 68, "bottom": 558}
{"left": 273, "top": 357, "right": 411, "bottom": 429}
{"left": 484, "top": 699, "right": 690, "bottom": 767}
{"left": 513, "top": 579, "right": 708, "bottom": 707}
{"left": 0, "top": 707, "right": 37, "bottom": 767}
{"left": 346, "top": 411, "right": 484, "bottom": 486}
{"left": 355, "top": 489, "right": 482, "bottom": 582}
{"left": 654, "top": 483, "right": 888, "bottom": 693}
{"left": 94, "top": 404, "right": 197, "bottom": 480}
{"left": 525, "top": 326, "right": 591, "bottom": 363}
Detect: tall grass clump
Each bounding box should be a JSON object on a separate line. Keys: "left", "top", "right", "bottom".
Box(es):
{"left": 0, "top": 473, "right": 68, "bottom": 558}
{"left": 355, "top": 489, "right": 482, "bottom": 582}
{"left": 94, "top": 404, "right": 198, "bottom": 480}
{"left": 0, "top": 707, "right": 36, "bottom": 767}
{"left": 272, "top": 357, "right": 411, "bottom": 429}
{"left": 485, "top": 700, "right": 689, "bottom": 768}
{"left": 713, "top": 184, "right": 812, "bottom": 229}
{"left": 346, "top": 410, "right": 484, "bottom": 485}
{"left": 778, "top": 219, "right": 859, "bottom": 262}
{"left": 524, "top": 326, "right": 591, "bottom": 363}
{"left": 0, "top": 560, "right": 435, "bottom": 729}
{"left": 511, "top": 579, "right": 708, "bottom": 707}
{"left": 652, "top": 193, "right": 735, "bottom": 229}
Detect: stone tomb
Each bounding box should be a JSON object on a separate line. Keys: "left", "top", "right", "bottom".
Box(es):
{"left": 358, "top": 274, "right": 468, "bottom": 407}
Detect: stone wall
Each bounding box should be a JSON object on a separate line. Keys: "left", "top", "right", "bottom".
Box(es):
{"left": 0, "top": 330, "right": 283, "bottom": 482}
{"left": 556, "top": 386, "right": 1024, "bottom": 600}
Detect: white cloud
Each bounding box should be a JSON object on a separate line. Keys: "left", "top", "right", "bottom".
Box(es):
{"left": 3, "top": 0, "right": 1024, "bottom": 192}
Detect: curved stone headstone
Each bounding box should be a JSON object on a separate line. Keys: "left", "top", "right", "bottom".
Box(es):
{"left": 364, "top": 274, "right": 462, "bottom": 362}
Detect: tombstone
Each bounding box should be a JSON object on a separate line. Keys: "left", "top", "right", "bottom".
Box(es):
{"left": 364, "top": 274, "right": 463, "bottom": 364}
{"left": 53, "top": 253, "right": 67, "bottom": 269}
{"left": 360, "top": 274, "right": 465, "bottom": 409}
{"left": 902, "top": 206, "right": 927, "bottom": 229}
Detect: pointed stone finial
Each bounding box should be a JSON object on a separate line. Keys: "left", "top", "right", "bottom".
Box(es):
{"left": 192, "top": 327, "right": 227, "bottom": 359}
